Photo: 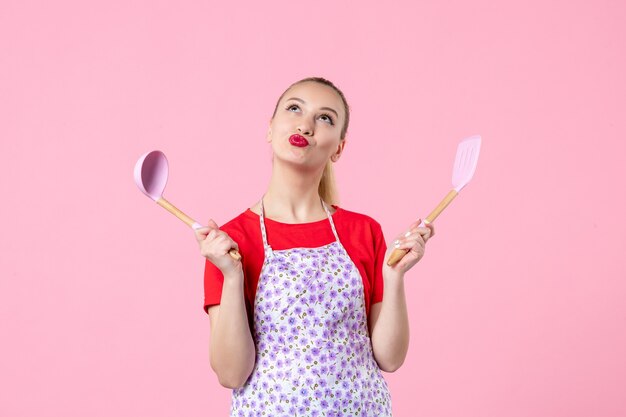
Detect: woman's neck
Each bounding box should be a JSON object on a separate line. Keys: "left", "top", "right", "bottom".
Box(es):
{"left": 253, "top": 161, "right": 333, "bottom": 223}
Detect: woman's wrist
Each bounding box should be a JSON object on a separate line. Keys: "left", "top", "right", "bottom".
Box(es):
{"left": 383, "top": 267, "right": 404, "bottom": 282}
{"left": 222, "top": 265, "right": 244, "bottom": 282}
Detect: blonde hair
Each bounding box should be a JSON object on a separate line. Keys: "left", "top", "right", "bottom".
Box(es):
{"left": 271, "top": 77, "right": 350, "bottom": 206}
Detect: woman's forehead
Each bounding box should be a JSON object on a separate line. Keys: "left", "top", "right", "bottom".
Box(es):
{"left": 283, "top": 82, "right": 343, "bottom": 110}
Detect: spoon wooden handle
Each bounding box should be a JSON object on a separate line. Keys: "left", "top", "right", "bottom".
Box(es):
{"left": 386, "top": 189, "right": 458, "bottom": 266}
{"left": 156, "top": 197, "right": 242, "bottom": 261}
{"left": 156, "top": 197, "right": 196, "bottom": 227}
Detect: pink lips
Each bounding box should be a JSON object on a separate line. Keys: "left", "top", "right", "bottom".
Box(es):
{"left": 289, "top": 134, "right": 309, "bottom": 147}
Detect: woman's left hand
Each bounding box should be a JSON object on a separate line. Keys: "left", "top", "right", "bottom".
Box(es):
{"left": 383, "top": 219, "right": 436, "bottom": 276}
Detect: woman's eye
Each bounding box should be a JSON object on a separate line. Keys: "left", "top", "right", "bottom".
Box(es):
{"left": 286, "top": 103, "right": 334, "bottom": 125}
{"left": 320, "top": 114, "right": 334, "bottom": 125}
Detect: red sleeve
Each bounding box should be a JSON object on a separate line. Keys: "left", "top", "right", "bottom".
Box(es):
{"left": 371, "top": 220, "right": 386, "bottom": 305}
{"left": 202, "top": 221, "right": 246, "bottom": 315}
{"left": 203, "top": 258, "right": 224, "bottom": 314}
{"left": 200, "top": 211, "right": 268, "bottom": 325}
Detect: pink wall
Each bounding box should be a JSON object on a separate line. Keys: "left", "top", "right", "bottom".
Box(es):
{"left": 1, "top": 0, "right": 625, "bottom": 416}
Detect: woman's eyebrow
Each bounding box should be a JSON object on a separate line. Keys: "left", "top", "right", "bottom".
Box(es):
{"left": 286, "top": 97, "right": 339, "bottom": 118}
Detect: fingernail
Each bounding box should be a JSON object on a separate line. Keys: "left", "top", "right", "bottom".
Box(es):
{"left": 394, "top": 240, "right": 400, "bottom": 248}
{"left": 404, "top": 231, "right": 411, "bottom": 237}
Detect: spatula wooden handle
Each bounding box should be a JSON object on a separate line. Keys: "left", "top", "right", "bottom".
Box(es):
{"left": 424, "top": 189, "right": 458, "bottom": 223}
{"left": 386, "top": 189, "right": 458, "bottom": 266}
{"left": 156, "top": 197, "right": 242, "bottom": 261}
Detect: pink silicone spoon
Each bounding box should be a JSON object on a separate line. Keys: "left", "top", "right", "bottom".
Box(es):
{"left": 134, "top": 150, "right": 241, "bottom": 261}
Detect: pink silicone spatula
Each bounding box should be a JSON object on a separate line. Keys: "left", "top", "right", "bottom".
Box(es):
{"left": 387, "top": 135, "right": 482, "bottom": 266}
{"left": 134, "top": 150, "right": 241, "bottom": 261}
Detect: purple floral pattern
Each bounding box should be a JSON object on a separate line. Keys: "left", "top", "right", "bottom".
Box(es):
{"left": 229, "top": 199, "right": 392, "bottom": 416}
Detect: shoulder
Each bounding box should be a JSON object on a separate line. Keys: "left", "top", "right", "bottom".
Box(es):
{"left": 333, "top": 206, "right": 384, "bottom": 237}
{"left": 334, "top": 206, "right": 382, "bottom": 229}
{"left": 217, "top": 209, "right": 259, "bottom": 239}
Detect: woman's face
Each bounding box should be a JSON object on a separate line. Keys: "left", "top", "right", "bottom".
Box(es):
{"left": 267, "top": 81, "right": 346, "bottom": 171}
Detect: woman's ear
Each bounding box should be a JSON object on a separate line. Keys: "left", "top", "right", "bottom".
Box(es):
{"left": 331, "top": 139, "right": 347, "bottom": 162}
{"left": 266, "top": 118, "right": 274, "bottom": 143}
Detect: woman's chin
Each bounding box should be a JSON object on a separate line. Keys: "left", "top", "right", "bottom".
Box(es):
{"left": 274, "top": 153, "right": 322, "bottom": 172}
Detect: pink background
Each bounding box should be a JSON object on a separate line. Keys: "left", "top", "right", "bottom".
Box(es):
{"left": 1, "top": 0, "right": 625, "bottom": 416}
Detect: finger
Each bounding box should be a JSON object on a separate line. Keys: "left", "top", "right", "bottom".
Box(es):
{"left": 402, "top": 219, "right": 422, "bottom": 237}
{"left": 214, "top": 233, "right": 231, "bottom": 245}
{"left": 194, "top": 227, "right": 211, "bottom": 241}
{"left": 206, "top": 219, "right": 220, "bottom": 230}
{"left": 215, "top": 232, "right": 238, "bottom": 247}
{"left": 405, "top": 224, "right": 434, "bottom": 242}
{"left": 214, "top": 238, "right": 232, "bottom": 252}
{"left": 427, "top": 223, "right": 435, "bottom": 237}
{"left": 393, "top": 239, "right": 425, "bottom": 256}
{"left": 215, "top": 236, "right": 239, "bottom": 255}
{"left": 207, "top": 228, "right": 219, "bottom": 241}
{"left": 416, "top": 227, "right": 432, "bottom": 239}
{"left": 394, "top": 234, "right": 424, "bottom": 249}
{"left": 404, "top": 231, "right": 426, "bottom": 243}
{"left": 399, "top": 229, "right": 427, "bottom": 244}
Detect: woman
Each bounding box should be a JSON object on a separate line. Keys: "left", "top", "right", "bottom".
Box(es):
{"left": 196, "top": 76, "right": 435, "bottom": 416}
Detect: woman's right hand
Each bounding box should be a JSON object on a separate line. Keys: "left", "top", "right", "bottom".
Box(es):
{"left": 194, "top": 219, "right": 242, "bottom": 276}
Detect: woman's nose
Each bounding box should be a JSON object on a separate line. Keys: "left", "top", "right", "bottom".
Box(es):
{"left": 297, "top": 119, "right": 313, "bottom": 135}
